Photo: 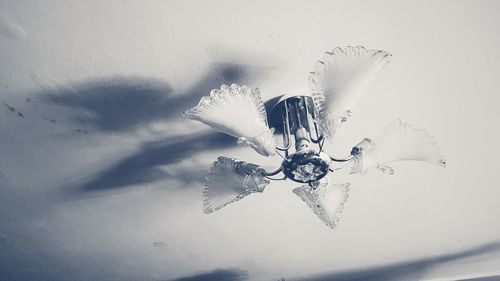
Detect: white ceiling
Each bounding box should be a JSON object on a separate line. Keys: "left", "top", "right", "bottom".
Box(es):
{"left": 1, "top": 0, "right": 499, "bottom": 280}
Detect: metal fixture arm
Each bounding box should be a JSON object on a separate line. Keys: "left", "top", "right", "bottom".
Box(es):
{"left": 263, "top": 167, "right": 283, "bottom": 177}
{"left": 329, "top": 155, "right": 354, "bottom": 162}
{"left": 303, "top": 97, "right": 322, "bottom": 144}
{"left": 263, "top": 167, "right": 286, "bottom": 181}
{"left": 275, "top": 101, "right": 291, "bottom": 152}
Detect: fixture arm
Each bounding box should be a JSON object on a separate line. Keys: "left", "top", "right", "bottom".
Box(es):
{"left": 265, "top": 174, "right": 287, "bottom": 181}
{"left": 275, "top": 100, "right": 291, "bottom": 152}
{"left": 263, "top": 167, "right": 283, "bottom": 177}
{"left": 303, "top": 97, "right": 322, "bottom": 144}
{"left": 329, "top": 155, "right": 354, "bottom": 162}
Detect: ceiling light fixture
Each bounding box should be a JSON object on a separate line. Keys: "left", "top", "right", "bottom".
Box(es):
{"left": 184, "top": 46, "right": 446, "bottom": 229}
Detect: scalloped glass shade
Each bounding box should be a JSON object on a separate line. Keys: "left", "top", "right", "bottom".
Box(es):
{"left": 351, "top": 119, "right": 446, "bottom": 174}
{"left": 310, "top": 46, "right": 392, "bottom": 141}
{"left": 203, "top": 156, "right": 269, "bottom": 214}
{"left": 293, "top": 178, "right": 350, "bottom": 229}
{"left": 184, "top": 84, "right": 276, "bottom": 156}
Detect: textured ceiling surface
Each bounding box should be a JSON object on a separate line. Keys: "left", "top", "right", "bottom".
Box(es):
{"left": 1, "top": 1, "right": 499, "bottom": 280}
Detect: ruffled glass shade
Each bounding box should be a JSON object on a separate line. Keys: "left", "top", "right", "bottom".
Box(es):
{"left": 310, "top": 46, "right": 392, "bottom": 141}
{"left": 203, "top": 156, "right": 269, "bottom": 214}
{"left": 351, "top": 119, "right": 447, "bottom": 174}
{"left": 293, "top": 178, "right": 350, "bottom": 229}
{"left": 184, "top": 84, "right": 276, "bottom": 156}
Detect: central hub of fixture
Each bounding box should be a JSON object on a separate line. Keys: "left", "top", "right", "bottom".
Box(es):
{"left": 269, "top": 94, "right": 334, "bottom": 184}
{"left": 281, "top": 150, "right": 331, "bottom": 183}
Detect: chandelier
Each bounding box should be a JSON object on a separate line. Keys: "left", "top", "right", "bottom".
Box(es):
{"left": 184, "top": 46, "right": 446, "bottom": 229}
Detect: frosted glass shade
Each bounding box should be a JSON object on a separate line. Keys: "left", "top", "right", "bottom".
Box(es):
{"left": 310, "top": 46, "right": 392, "bottom": 141}
{"left": 184, "top": 84, "right": 276, "bottom": 156}
{"left": 203, "top": 156, "right": 269, "bottom": 214}
{"left": 293, "top": 178, "right": 350, "bottom": 229}
{"left": 351, "top": 119, "right": 446, "bottom": 174}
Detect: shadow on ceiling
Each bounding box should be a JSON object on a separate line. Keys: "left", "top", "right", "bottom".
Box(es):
{"left": 37, "top": 60, "right": 279, "bottom": 199}
{"left": 294, "top": 241, "right": 500, "bottom": 281}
